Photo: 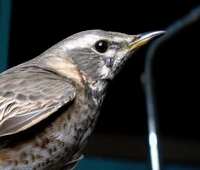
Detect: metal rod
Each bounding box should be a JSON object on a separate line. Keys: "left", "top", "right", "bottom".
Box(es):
{"left": 142, "top": 31, "right": 165, "bottom": 170}
{"left": 143, "top": 42, "right": 162, "bottom": 170}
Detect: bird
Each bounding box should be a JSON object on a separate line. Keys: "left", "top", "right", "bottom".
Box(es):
{"left": 0, "top": 30, "right": 164, "bottom": 170}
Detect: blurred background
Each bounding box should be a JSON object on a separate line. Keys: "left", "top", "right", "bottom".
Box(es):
{"left": 1, "top": 0, "right": 200, "bottom": 169}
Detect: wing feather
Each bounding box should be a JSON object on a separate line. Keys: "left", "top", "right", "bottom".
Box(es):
{"left": 0, "top": 66, "right": 76, "bottom": 137}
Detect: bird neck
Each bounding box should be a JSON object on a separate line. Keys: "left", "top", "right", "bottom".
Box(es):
{"left": 87, "top": 79, "right": 108, "bottom": 106}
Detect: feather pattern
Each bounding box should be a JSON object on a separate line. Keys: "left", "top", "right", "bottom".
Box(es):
{"left": 0, "top": 66, "right": 76, "bottom": 137}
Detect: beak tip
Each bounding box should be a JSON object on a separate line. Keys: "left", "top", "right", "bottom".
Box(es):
{"left": 128, "top": 30, "right": 165, "bottom": 51}
{"left": 139, "top": 30, "right": 166, "bottom": 39}
{"left": 153, "top": 30, "right": 166, "bottom": 36}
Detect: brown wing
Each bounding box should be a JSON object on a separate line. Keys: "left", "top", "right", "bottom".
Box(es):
{"left": 0, "top": 66, "right": 76, "bottom": 137}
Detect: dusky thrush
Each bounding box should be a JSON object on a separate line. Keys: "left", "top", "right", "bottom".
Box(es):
{"left": 0, "top": 30, "right": 164, "bottom": 170}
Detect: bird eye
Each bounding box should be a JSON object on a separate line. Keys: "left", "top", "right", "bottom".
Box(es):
{"left": 94, "top": 40, "right": 109, "bottom": 53}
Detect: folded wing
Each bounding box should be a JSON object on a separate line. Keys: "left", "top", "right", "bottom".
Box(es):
{"left": 0, "top": 66, "right": 76, "bottom": 137}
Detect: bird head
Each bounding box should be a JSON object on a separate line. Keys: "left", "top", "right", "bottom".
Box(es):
{"left": 40, "top": 30, "right": 164, "bottom": 98}
{"left": 61, "top": 30, "right": 164, "bottom": 82}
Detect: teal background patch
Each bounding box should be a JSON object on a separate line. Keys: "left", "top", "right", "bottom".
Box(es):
{"left": 0, "top": 0, "right": 11, "bottom": 71}
{"left": 78, "top": 157, "right": 200, "bottom": 170}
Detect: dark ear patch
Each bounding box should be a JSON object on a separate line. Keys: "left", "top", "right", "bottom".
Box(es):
{"left": 69, "top": 48, "right": 104, "bottom": 80}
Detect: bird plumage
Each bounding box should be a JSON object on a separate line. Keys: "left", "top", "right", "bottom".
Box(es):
{"left": 0, "top": 63, "right": 97, "bottom": 170}
{"left": 0, "top": 30, "right": 164, "bottom": 170}
{"left": 0, "top": 50, "right": 98, "bottom": 170}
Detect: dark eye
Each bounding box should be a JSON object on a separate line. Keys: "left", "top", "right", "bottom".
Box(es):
{"left": 94, "top": 40, "right": 109, "bottom": 53}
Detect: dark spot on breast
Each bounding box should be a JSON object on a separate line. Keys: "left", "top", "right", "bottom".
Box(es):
{"left": 65, "top": 147, "right": 68, "bottom": 152}
{"left": 46, "top": 158, "right": 50, "bottom": 164}
{"left": 61, "top": 142, "right": 65, "bottom": 147}
{"left": 37, "top": 163, "right": 41, "bottom": 168}
{"left": 13, "top": 160, "right": 18, "bottom": 166}
{"left": 23, "top": 160, "right": 29, "bottom": 164}
{"left": 48, "top": 148, "right": 53, "bottom": 155}
{"left": 16, "top": 94, "right": 27, "bottom": 101}
{"left": 34, "top": 138, "right": 47, "bottom": 149}
{"left": 53, "top": 146, "right": 57, "bottom": 152}
{"left": 63, "top": 123, "right": 67, "bottom": 128}
{"left": 3, "top": 91, "right": 14, "bottom": 98}
{"left": 20, "top": 152, "right": 27, "bottom": 159}
{"left": 67, "top": 113, "right": 71, "bottom": 120}
{"left": 41, "top": 162, "right": 45, "bottom": 167}
{"left": 34, "top": 142, "right": 39, "bottom": 147}
{"left": 43, "top": 137, "right": 50, "bottom": 145}
{"left": 40, "top": 137, "right": 49, "bottom": 148}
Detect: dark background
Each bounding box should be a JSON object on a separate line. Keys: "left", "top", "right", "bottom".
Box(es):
{"left": 8, "top": 0, "right": 200, "bottom": 164}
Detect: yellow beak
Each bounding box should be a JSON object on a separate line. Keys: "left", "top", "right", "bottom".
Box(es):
{"left": 128, "top": 31, "right": 165, "bottom": 51}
